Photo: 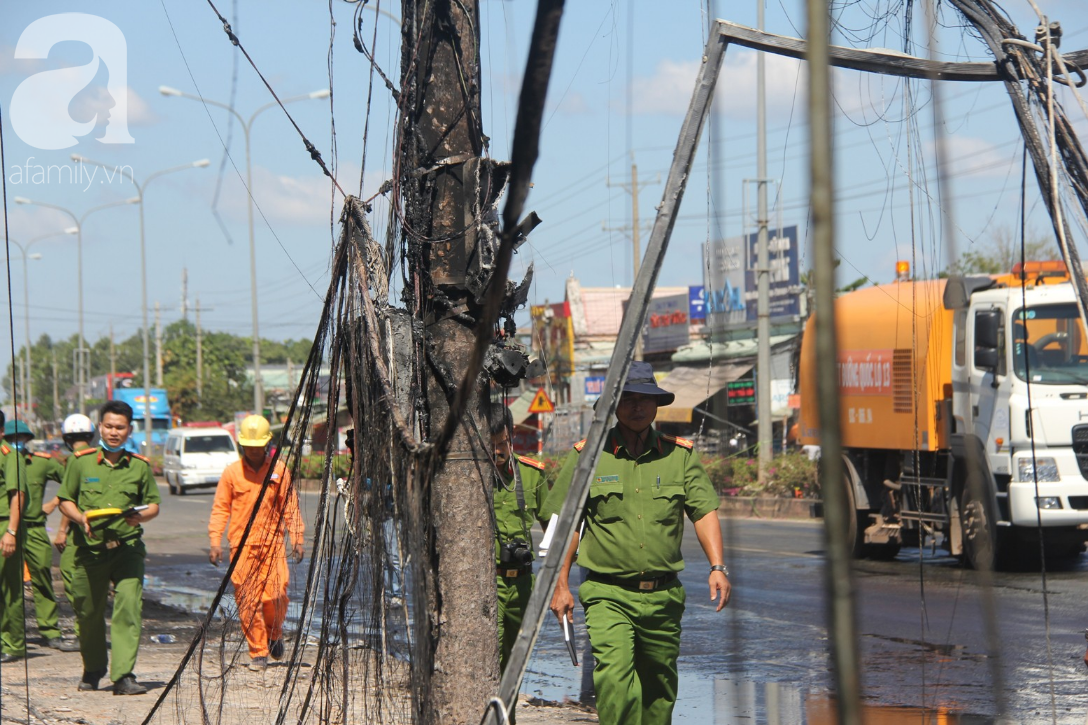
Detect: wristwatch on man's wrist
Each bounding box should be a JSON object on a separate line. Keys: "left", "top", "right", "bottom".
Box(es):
{"left": 710, "top": 564, "right": 729, "bottom": 576}
{"left": 5, "top": 529, "right": 15, "bottom": 537}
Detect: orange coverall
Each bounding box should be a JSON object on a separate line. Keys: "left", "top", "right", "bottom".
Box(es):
{"left": 209, "top": 458, "right": 304, "bottom": 659}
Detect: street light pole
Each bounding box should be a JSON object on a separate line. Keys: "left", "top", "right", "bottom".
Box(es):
{"left": 68, "top": 156, "right": 209, "bottom": 452}
{"left": 13, "top": 197, "right": 135, "bottom": 414}
{"left": 6, "top": 238, "right": 46, "bottom": 417}
{"left": 159, "top": 86, "right": 330, "bottom": 415}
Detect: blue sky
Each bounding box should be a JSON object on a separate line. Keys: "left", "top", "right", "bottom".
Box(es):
{"left": 1, "top": 0, "right": 1087, "bottom": 360}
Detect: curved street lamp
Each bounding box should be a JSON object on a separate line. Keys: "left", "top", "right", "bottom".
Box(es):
{"left": 67, "top": 156, "right": 209, "bottom": 449}
{"left": 12, "top": 196, "right": 138, "bottom": 414}
{"left": 159, "top": 85, "right": 330, "bottom": 415}
{"left": 4, "top": 232, "right": 61, "bottom": 417}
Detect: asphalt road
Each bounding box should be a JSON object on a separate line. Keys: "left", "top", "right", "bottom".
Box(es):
{"left": 136, "top": 483, "right": 1088, "bottom": 723}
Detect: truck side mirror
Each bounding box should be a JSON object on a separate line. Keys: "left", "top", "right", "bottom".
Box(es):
{"left": 975, "top": 310, "right": 1000, "bottom": 349}
{"left": 974, "top": 309, "right": 1001, "bottom": 372}
{"left": 974, "top": 347, "right": 999, "bottom": 371}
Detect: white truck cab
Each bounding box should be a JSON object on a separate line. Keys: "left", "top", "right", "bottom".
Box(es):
{"left": 950, "top": 271, "right": 1088, "bottom": 563}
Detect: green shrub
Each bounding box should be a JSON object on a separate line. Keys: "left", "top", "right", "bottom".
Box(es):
{"left": 297, "top": 453, "right": 350, "bottom": 480}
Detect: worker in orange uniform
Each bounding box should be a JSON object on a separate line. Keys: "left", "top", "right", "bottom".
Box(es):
{"left": 208, "top": 415, "right": 305, "bottom": 672}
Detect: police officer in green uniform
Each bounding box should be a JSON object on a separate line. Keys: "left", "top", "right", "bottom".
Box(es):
{"left": 544, "top": 362, "right": 730, "bottom": 725}
{"left": 3, "top": 421, "right": 79, "bottom": 651}
{"left": 0, "top": 410, "right": 29, "bottom": 663}
{"left": 490, "top": 403, "right": 549, "bottom": 678}
{"left": 52, "top": 414, "right": 97, "bottom": 632}
{"left": 58, "top": 401, "right": 160, "bottom": 695}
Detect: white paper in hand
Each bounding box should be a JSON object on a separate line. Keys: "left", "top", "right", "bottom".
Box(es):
{"left": 537, "top": 514, "right": 560, "bottom": 558}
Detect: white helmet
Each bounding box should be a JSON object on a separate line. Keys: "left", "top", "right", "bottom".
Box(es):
{"left": 62, "top": 414, "right": 95, "bottom": 437}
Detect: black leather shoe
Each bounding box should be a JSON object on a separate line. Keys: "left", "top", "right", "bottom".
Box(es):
{"left": 269, "top": 638, "right": 285, "bottom": 661}
{"left": 0, "top": 652, "right": 23, "bottom": 664}
{"left": 78, "top": 669, "right": 106, "bottom": 691}
{"left": 113, "top": 674, "right": 148, "bottom": 696}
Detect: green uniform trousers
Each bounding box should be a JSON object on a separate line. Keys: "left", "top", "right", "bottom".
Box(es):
{"left": 23, "top": 526, "right": 60, "bottom": 640}
{"left": 0, "top": 543, "right": 25, "bottom": 656}
{"left": 497, "top": 572, "right": 533, "bottom": 725}
{"left": 497, "top": 572, "right": 533, "bottom": 672}
{"left": 580, "top": 577, "right": 685, "bottom": 725}
{"left": 71, "top": 541, "right": 146, "bottom": 682}
{"left": 59, "top": 540, "right": 78, "bottom": 637}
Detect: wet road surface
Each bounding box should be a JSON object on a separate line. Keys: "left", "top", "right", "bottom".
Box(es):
{"left": 141, "top": 486, "right": 1088, "bottom": 723}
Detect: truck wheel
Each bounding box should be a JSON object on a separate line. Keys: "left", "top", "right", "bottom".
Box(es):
{"left": 959, "top": 483, "right": 997, "bottom": 570}
{"left": 167, "top": 474, "right": 177, "bottom": 496}
{"left": 840, "top": 455, "right": 866, "bottom": 558}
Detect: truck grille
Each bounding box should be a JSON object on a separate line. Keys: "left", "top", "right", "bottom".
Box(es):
{"left": 1072, "top": 425, "right": 1088, "bottom": 480}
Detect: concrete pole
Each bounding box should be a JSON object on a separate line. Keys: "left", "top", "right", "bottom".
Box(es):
{"left": 136, "top": 184, "right": 154, "bottom": 452}
{"left": 631, "top": 161, "right": 644, "bottom": 361}
{"left": 399, "top": 1, "right": 495, "bottom": 719}
{"left": 51, "top": 349, "right": 59, "bottom": 421}
{"left": 155, "top": 301, "right": 163, "bottom": 387}
{"left": 22, "top": 251, "right": 32, "bottom": 419}
{"left": 180, "top": 268, "right": 188, "bottom": 321}
{"left": 196, "top": 298, "right": 203, "bottom": 405}
{"left": 756, "top": 0, "right": 772, "bottom": 483}
{"left": 807, "top": 1, "right": 862, "bottom": 721}
{"left": 110, "top": 326, "right": 116, "bottom": 392}
{"left": 244, "top": 123, "right": 264, "bottom": 415}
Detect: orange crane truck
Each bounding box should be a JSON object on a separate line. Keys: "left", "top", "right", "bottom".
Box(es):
{"left": 798, "top": 262, "right": 1088, "bottom": 569}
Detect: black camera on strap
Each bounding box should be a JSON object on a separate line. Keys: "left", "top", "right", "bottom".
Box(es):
{"left": 499, "top": 539, "right": 534, "bottom": 567}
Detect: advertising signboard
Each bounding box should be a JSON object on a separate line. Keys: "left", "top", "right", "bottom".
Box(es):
{"left": 688, "top": 285, "right": 706, "bottom": 324}
{"left": 584, "top": 376, "right": 606, "bottom": 402}
{"left": 703, "top": 224, "right": 801, "bottom": 334}
{"left": 642, "top": 292, "right": 691, "bottom": 354}
{"left": 744, "top": 225, "right": 801, "bottom": 322}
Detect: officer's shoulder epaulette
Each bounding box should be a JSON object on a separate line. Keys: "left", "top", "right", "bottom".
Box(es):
{"left": 660, "top": 434, "right": 694, "bottom": 450}
{"left": 516, "top": 455, "right": 545, "bottom": 471}
{"left": 74, "top": 448, "right": 97, "bottom": 458}
{"left": 0, "top": 444, "right": 9, "bottom": 456}
{"left": 573, "top": 439, "right": 587, "bottom": 452}
{"left": 131, "top": 453, "right": 151, "bottom": 464}
{"left": 32, "top": 452, "right": 52, "bottom": 459}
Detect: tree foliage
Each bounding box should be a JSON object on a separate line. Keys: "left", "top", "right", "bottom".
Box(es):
{"left": 949, "top": 224, "right": 1056, "bottom": 275}
{"left": 4, "top": 323, "right": 312, "bottom": 427}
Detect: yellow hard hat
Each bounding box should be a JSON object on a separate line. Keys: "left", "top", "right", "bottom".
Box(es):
{"left": 237, "top": 415, "right": 272, "bottom": 447}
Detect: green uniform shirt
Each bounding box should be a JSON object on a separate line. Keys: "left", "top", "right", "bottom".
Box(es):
{"left": 540, "top": 426, "right": 719, "bottom": 577}
{"left": 0, "top": 444, "right": 22, "bottom": 520}
{"left": 58, "top": 447, "right": 161, "bottom": 547}
{"left": 494, "top": 455, "right": 548, "bottom": 565}
{"left": 6, "top": 451, "right": 63, "bottom": 523}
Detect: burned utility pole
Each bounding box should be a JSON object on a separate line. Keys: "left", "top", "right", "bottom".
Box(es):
{"left": 396, "top": 1, "right": 498, "bottom": 721}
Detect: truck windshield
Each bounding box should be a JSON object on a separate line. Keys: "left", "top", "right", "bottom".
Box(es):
{"left": 183, "top": 435, "right": 237, "bottom": 454}
{"left": 1012, "top": 303, "right": 1088, "bottom": 384}
{"left": 131, "top": 419, "right": 172, "bottom": 433}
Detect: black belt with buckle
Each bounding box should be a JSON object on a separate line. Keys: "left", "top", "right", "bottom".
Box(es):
{"left": 83, "top": 534, "right": 141, "bottom": 551}
{"left": 24, "top": 521, "right": 46, "bottom": 528}
{"left": 496, "top": 565, "right": 533, "bottom": 579}
{"left": 587, "top": 571, "right": 678, "bottom": 591}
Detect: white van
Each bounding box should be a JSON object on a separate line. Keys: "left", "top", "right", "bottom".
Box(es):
{"left": 163, "top": 428, "right": 240, "bottom": 495}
